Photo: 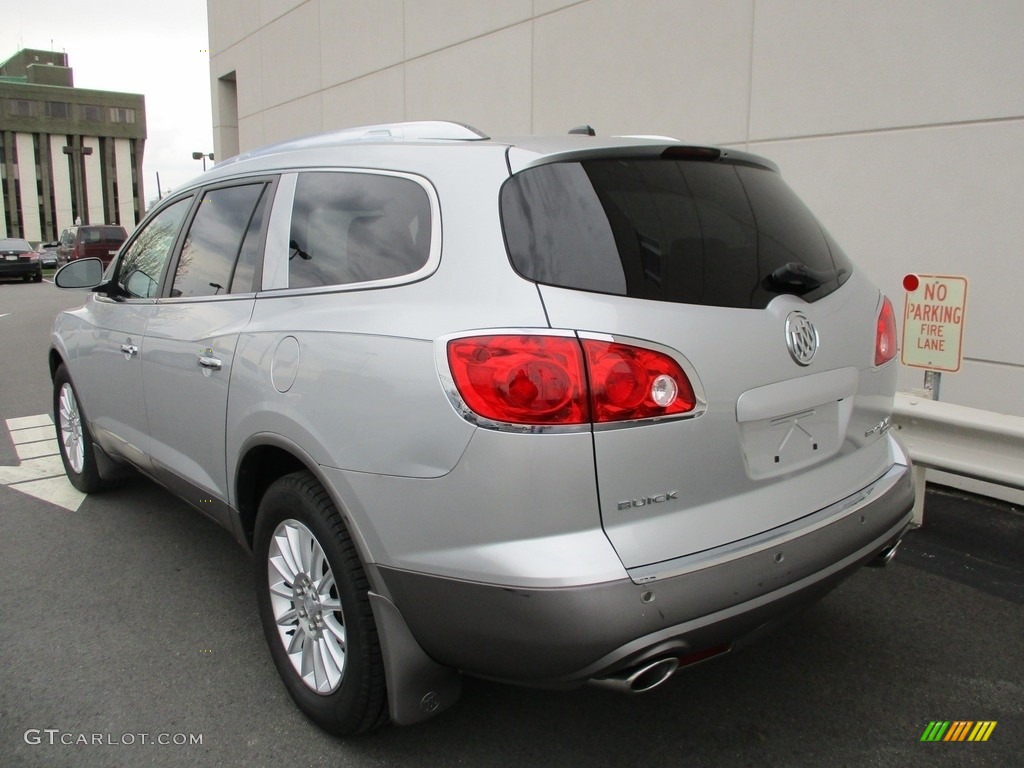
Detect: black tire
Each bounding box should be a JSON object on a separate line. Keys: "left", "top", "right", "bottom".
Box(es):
{"left": 254, "top": 471, "right": 388, "bottom": 735}
{"left": 53, "top": 364, "right": 107, "bottom": 493}
{"left": 33, "top": 272, "right": 43, "bottom": 283}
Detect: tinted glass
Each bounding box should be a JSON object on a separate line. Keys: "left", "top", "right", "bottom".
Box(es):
{"left": 229, "top": 185, "right": 268, "bottom": 293}
{"left": 117, "top": 197, "right": 191, "bottom": 299}
{"left": 81, "top": 226, "right": 127, "bottom": 244}
{"left": 501, "top": 158, "right": 852, "bottom": 309}
{"left": 288, "top": 172, "right": 431, "bottom": 289}
{"left": 171, "top": 184, "right": 266, "bottom": 298}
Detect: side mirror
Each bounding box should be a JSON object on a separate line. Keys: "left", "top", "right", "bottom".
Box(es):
{"left": 54, "top": 257, "right": 104, "bottom": 289}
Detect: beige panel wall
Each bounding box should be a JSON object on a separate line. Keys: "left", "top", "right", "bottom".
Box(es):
{"left": 749, "top": 0, "right": 1024, "bottom": 139}
{"left": 319, "top": 1, "right": 404, "bottom": 87}
{"left": 114, "top": 139, "right": 137, "bottom": 230}
{"left": 405, "top": 24, "right": 533, "bottom": 132}
{"left": 322, "top": 67, "right": 405, "bottom": 131}
{"left": 83, "top": 137, "right": 104, "bottom": 226}
{"left": 49, "top": 141, "right": 74, "bottom": 233}
{"left": 532, "top": 0, "right": 753, "bottom": 141}
{"left": 403, "top": 0, "right": 533, "bottom": 59}
{"left": 15, "top": 133, "right": 41, "bottom": 242}
{"left": 206, "top": 0, "right": 1023, "bottom": 416}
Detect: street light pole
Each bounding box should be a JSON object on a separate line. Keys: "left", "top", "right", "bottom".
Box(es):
{"left": 191, "top": 151, "right": 215, "bottom": 172}
{"left": 62, "top": 143, "right": 93, "bottom": 225}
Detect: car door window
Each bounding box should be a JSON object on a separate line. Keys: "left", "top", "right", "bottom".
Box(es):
{"left": 171, "top": 183, "right": 269, "bottom": 298}
{"left": 287, "top": 172, "right": 431, "bottom": 289}
{"left": 117, "top": 197, "right": 192, "bottom": 299}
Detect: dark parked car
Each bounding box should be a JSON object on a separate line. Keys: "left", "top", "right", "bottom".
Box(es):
{"left": 57, "top": 224, "right": 128, "bottom": 267}
{"left": 37, "top": 243, "right": 60, "bottom": 269}
{"left": 0, "top": 238, "right": 42, "bottom": 282}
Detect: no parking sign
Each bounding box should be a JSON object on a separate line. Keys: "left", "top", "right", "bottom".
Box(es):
{"left": 900, "top": 274, "right": 968, "bottom": 372}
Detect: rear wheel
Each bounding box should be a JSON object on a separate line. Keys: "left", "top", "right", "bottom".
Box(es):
{"left": 53, "top": 364, "right": 106, "bottom": 493}
{"left": 254, "top": 471, "right": 388, "bottom": 735}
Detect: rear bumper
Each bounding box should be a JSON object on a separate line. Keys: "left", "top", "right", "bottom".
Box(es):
{"left": 379, "top": 460, "right": 915, "bottom": 685}
{"left": 0, "top": 261, "right": 41, "bottom": 278}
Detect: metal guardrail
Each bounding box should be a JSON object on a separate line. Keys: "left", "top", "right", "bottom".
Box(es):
{"left": 891, "top": 392, "right": 1024, "bottom": 524}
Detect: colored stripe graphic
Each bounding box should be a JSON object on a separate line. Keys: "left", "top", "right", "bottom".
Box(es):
{"left": 968, "top": 722, "right": 997, "bottom": 742}
{"left": 920, "top": 721, "right": 996, "bottom": 742}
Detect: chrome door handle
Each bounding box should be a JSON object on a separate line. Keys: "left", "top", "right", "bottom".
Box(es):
{"left": 121, "top": 343, "right": 139, "bottom": 358}
{"left": 197, "top": 355, "right": 223, "bottom": 371}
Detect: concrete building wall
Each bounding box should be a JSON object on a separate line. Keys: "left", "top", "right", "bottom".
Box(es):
{"left": 113, "top": 139, "right": 136, "bottom": 228}
{"left": 14, "top": 132, "right": 41, "bottom": 241}
{"left": 207, "top": 0, "right": 1023, "bottom": 419}
{"left": 49, "top": 141, "right": 73, "bottom": 231}
{"left": 82, "top": 137, "right": 104, "bottom": 228}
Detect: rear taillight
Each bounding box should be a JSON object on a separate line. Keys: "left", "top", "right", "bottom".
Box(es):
{"left": 446, "top": 336, "right": 589, "bottom": 425}
{"left": 446, "top": 335, "right": 697, "bottom": 426}
{"left": 584, "top": 340, "right": 696, "bottom": 423}
{"left": 875, "top": 296, "right": 897, "bottom": 366}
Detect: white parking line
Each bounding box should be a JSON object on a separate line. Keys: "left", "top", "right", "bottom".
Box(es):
{"left": 1, "top": 414, "right": 85, "bottom": 511}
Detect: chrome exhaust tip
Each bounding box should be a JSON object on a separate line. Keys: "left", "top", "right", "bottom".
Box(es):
{"left": 867, "top": 539, "right": 902, "bottom": 568}
{"left": 589, "top": 657, "right": 680, "bottom": 694}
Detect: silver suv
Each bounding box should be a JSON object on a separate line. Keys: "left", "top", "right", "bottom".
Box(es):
{"left": 50, "top": 121, "right": 914, "bottom": 735}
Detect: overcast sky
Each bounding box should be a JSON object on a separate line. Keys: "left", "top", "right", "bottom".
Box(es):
{"left": 2, "top": 0, "right": 214, "bottom": 202}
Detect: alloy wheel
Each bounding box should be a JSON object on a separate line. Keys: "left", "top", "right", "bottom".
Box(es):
{"left": 267, "top": 519, "right": 347, "bottom": 694}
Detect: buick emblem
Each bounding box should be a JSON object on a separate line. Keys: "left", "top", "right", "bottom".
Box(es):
{"left": 785, "top": 311, "right": 818, "bottom": 366}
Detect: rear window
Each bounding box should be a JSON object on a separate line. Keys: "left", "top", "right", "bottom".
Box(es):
{"left": 80, "top": 226, "right": 127, "bottom": 244}
{"left": 500, "top": 157, "right": 851, "bottom": 309}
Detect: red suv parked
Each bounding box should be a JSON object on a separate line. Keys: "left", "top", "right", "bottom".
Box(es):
{"left": 57, "top": 225, "right": 128, "bottom": 267}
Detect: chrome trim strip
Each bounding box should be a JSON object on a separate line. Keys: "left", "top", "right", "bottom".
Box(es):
{"left": 627, "top": 462, "right": 909, "bottom": 583}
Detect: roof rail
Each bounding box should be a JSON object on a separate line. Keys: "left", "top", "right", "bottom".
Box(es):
{"left": 211, "top": 121, "right": 491, "bottom": 170}
{"left": 351, "top": 121, "right": 489, "bottom": 142}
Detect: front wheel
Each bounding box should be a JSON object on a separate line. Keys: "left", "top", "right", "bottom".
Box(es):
{"left": 53, "top": 364, "right": 106, "bottom": 493}
{"left": 253, "top": 471, "right": 388, "bottom": 735}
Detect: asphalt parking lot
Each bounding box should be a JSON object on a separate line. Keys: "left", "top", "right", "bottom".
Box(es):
{"left": 1, "top": 279, "right": 1021, "bottom": 767}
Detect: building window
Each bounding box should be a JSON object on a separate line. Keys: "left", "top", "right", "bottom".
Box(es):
{"left": 80, "top": 104, "right": 103, "bottom": 122}
{"left": 45, "top": 101, "right": 71, "bottom": 119}
{"left": 7, "top": 99, "right": 35, "bottom": 117}
{"left": 109, "top": 107, "right": 136, "bottom": 124}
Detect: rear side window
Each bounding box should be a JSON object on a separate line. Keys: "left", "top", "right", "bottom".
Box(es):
{"left": 288, "top": 172, "right": 431, "bottom": 289}
{"left": 501, "top": 158, "right": 852, "bottom": 309}
{"left": 81, "top": 226, "right": 127, "bottom": 244}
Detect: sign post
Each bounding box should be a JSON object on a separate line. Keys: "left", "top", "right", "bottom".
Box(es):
{"left": 899, "top": 273, "right": 968, "bottom": 525}
{"left": 900, "top": 273, "right": 968, "bottom": 398}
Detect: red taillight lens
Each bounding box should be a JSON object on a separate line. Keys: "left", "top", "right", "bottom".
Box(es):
{"left": 446, "top": 335, "right": 697, "bottom": 426}
{"left": 875, "top": 296, "right": 897, "bottom": 366}
{"left": 446, "top": 336, "right": 589, "bottom": 425}
{"left": 584, "top": 341, "right": 696, "bottom": 423}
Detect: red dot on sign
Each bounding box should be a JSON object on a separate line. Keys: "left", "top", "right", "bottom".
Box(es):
{"left": 903, "top": 274, "right": 920, "bottom": 292}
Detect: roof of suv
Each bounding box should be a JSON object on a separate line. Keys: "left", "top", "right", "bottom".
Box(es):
{"left": 191, "top": 121, "right": 776, "bottom": 188}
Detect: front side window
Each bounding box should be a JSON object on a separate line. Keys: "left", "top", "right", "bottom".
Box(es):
{"left": 288, "top": 172, "right": 431, "bottom": 289}
{"left": 170, "top": 183, "right": 268, "bottom": 298}
{"left": 117, "top": 197, "right": 191, "bottom": 299}
{"left": 501, "top": 157, "right": 852, "bottom": 309}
